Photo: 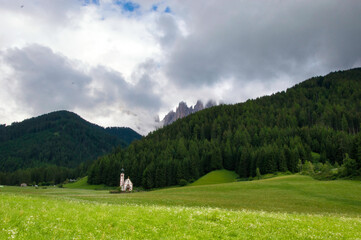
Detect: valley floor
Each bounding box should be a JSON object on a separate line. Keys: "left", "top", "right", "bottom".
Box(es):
{"left": 1, "top": 175, "right": 361, "bottom": 239}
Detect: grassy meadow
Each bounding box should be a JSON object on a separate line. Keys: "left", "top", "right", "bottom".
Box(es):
{"left": 63, "top": 176, "right": 112, "bottom": 190}
{"left": 189, "top": 169, "right": 238, "bottom": 186}
{"left": 1, "top": 174, "right": 361, "bottom": 239}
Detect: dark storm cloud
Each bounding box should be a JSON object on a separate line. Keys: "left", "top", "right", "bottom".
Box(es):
{"left": 91, "top": 64, "right": 162, "bottom": 110}
{"left": 2, "top": 45, "right": 93, "bottom": 113}
{"left": 166, "top": 1, "right": 361, "bottom": 87}
{"left": 1, "top": 44, "right": 161, "bottom": 116}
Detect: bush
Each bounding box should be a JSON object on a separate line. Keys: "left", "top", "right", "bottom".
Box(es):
{"left": 179, "top": 179, "right": 188, "bottom": 186}
{"left": 301, "top": 161, "right": 315, "bottom": 175}
{"left": 341, "top": 154, "right": 358, "bottom": 177}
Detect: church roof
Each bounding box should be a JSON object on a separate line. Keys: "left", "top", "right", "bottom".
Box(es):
{"left": 124, "top": 177, "right": 132, "bottom": 185}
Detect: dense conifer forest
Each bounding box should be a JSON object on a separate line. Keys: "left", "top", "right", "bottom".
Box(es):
{"left": 0, "top": 111, "right": 141, "bottom": 185}
{"left": 88, "top": 68, "right": 361, "bottom": 188}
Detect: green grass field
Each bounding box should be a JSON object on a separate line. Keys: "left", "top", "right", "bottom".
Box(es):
{"left": 63, "top": 176, "right": 112, "bottom": 190}
{"left": 1, "top": 174, "right": 361, "bottom": 239}
{"left": 189, "top": 169, "right": 238, "bottom": 186}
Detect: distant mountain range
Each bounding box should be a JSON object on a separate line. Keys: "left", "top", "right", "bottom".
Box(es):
{"left": 162, "top": 100, "right": 217, "bottom": 126}
{"left": 0, "top": 111, "right": 142, "bottom": 173}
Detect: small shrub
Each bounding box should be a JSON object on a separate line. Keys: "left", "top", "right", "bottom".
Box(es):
{"left": 341, "top": 154, "right": 357, "bottom": 177}
{"left": 301, "top": 161, "right": 315, "bottom": 175}
{"left": 179, "top": 179, "right": 188, "bottom": 186}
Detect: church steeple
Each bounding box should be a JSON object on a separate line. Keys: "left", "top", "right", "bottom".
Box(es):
{"left": 120, "top": 168, "right": 125, "bottom": 189}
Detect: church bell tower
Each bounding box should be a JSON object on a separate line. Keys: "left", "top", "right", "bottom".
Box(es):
{"left": 120, "top": 168, "right": 125, "bottom": 190}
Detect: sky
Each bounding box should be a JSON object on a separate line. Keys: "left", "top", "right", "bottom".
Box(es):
{"left": 0, "top": 0, "right": 361, "bottom": 135}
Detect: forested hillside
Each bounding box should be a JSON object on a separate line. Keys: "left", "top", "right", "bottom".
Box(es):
{"left": 0, "top": 111, "right": 142, "bottom": 185}
{"left": 105, "top": 127, "right": 144, "bottom": 145}
{"left": 88, "top": 68, "right": 361, "bottom": 188}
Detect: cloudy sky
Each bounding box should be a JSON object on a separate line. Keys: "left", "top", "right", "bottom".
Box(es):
{"left": 1, "top": 0, "right": 361, "bottom": 134}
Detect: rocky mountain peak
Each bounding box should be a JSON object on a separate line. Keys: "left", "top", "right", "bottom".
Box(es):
{"left": 193, "top": 100, "right": 204, "bottom": 112}
{"left": 162, "top": 100, "right": 216, "bottom": 126}
{"left": 175, "top": 102, "right": 192, "bottom": 119}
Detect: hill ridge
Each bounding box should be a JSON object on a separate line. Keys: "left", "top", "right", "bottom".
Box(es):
{"left": 0, "top": 110, "right": 142, "bottom": 185}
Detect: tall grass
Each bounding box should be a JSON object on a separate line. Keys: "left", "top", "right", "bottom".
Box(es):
{"left": 1, "top": 193, "right": 360, "bottom": 239}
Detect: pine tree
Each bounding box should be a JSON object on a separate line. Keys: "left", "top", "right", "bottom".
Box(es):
{"left": 278, "top": 150, "right": 288, "bottom": 172}
{"left": 155, "top": 163, "right": 166, "bottom": 188}
{"left": 176, "top": 138, "right": 188, "bottom": 160}
{"left": 341, "top": 115, "right": 348, "bottom": 132}
{"left": 256, "top": 167, "right": 261, "bottom": 180}
{"left": 210, "top": 140, "right": 223, "bottom": 170}
{"left": 189, "top": 140, "right": 200, "bottom": 180}
{"left": 297, "top": 159, "right": 303, "bottom": 173}
{"left": 341, "top": 153, "right": 357, "bottom": 176}
{"left": 238, "top": 147, "right": 250, "bottom": 178}
{"left": 142, "top": 163, "right": 155, "bottom": 189}
{"left": 223, "top": 139, "right": 233, "bottom": 170}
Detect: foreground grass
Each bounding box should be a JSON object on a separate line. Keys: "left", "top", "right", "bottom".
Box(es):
{"left": 190, "top": 169, "right": 238, "bottom": 186}
{"left": 1, "top": 193, "right": 360, "bottom": 240}
{"left": 1, "top": 175, "right": 361, "bottom": 239}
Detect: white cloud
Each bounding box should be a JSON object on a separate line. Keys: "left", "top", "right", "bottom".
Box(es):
{"left": 0, "top": 44, "right": 161, "bottom": 134}
{"left": 0, "top": 0, "right": 361, "bottom": 134}
{"left": 0, "top": 0, "right": 164, "bottom": 134}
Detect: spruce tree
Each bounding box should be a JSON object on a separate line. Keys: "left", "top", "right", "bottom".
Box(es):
{"left": 256, "top": 168, "right": 261, "bottom": 180}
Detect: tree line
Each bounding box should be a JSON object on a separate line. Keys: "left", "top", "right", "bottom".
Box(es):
{"left": 0, "top": 164, "right": 87, "bottom": 186}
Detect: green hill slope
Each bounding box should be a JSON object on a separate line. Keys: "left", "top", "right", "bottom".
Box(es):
{"left": 105, "top": 127, "right": 143, "bottom": 145}
{"left": 63, "top": 177, "right": 111, "bottom": 190}
{"left": 190, "top": 170, "right": 238, "bottom": 186}
{"left": 88, "top": 68, "right": 361, "bottom": 189}
{"left": 0, "top": 111, "right": 142, "bottom": 171}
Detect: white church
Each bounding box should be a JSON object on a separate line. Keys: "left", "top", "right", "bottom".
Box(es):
{"left": 120, "top": 168, "right": 133, "bottom": 192}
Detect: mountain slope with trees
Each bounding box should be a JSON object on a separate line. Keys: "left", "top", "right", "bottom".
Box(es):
{"left": 88, "top": 68, "right": 361, "bottom": 188}
{"left": 105, "top": 127, "right": 143, "bottom": 145}
{"left": 0, "top": 111, "right": 142, "bottom": 185}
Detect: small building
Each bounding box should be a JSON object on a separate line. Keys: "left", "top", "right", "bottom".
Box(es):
{"left": 20, "top": 183, "right": 27, "bottom": 187}
{"left": 120, "top": 168, "right": 133, "bottom": 192}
